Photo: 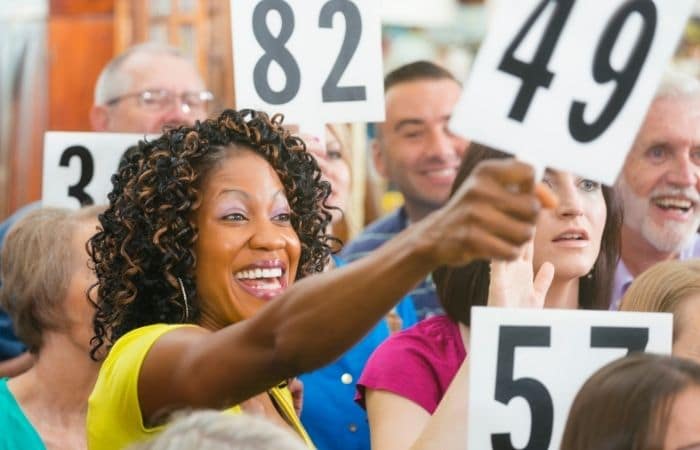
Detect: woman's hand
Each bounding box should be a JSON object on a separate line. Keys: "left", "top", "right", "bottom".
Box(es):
{"left": 415, "top": 159, "right": 556, "bottom": 268}
{"left": 488, "top": 239, "right": 555, "bottom": 309}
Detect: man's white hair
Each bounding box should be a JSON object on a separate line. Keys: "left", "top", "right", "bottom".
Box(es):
{"left": 93, "top": 42, "right": 192, "bottom": 106}
{"left": 654, "top": 69, "right": 700, "bottom": 101}
{"left": 129, "top": 410, "right": 309, "bottom": 450}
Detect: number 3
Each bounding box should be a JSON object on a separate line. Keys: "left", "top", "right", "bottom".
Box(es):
{"left": 59, "top": 145, "right": 95, "bottom": 206}
{"left": 252, "top": 0, "right": 367, "bottom": 105}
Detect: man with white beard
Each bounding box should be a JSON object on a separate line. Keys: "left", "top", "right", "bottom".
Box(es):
{"left": 612, "top": 71, "right": 700, "bottom": 309}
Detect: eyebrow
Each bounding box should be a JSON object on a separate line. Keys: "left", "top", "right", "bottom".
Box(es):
{"left": 271, "top": 190, "right": 287, "bottom": 202}
{"left": 217, "top": 189, "right": 287, "bottom": 202}
{"left": 394, "top": 118, "right": 425, "bottom": 132}
{"left": 394, "top": 115, "right": 452, "bottom": 133}
{"left": 217, "top": 189, "right": 249, "bottom": 199}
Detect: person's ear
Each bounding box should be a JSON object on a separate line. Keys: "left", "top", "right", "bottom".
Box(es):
{"left": 372, "top": 139, "right": 388, "bottom": 179}
{"left": 89, "top": 105, "right": 109, "bottom": 131}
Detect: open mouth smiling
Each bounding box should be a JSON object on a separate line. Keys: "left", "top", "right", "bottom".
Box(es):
{"left": 234, "top": 260, "right": 287, "bottom": 300}
{"left": 652, "top": 196, "right": 695, "bottom": 214}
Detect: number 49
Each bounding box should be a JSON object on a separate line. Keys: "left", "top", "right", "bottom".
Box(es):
{"left": 499, "top": 0, "right": 657, "bottom": 143}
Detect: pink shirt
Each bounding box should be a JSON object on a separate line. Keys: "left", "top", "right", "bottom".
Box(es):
{"left": 356, "top": 315, "right": 467, "bottom": 414}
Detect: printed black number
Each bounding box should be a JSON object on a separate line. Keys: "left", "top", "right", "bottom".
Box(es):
{"left": 569, "top": 0, "right": 657, "bottom": 142}
{"left": 590, "top": 326, "right": 649, "bottom": 354}
{"left": 252, "top": 0, "right": 366, "bottom": 104}
{"left": 252, "top": 0, "right": 301, "bottom": 104}
{"left": 319, "top": 0, "right": 366, "bottom": 102}
{"left": 492, "top": 326, "right": 554, "bottom": 450}
{"left": 498, "top": 0, "right": 575, "bottom": 121}
{"left": 59, "top": 145, "right": 94, "bottom": 206}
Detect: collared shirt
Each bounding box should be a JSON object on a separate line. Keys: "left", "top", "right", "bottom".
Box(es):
{"left": 610, "top": 233, "right": 700, "bottom": 310}
{"left": 299, "top": 257, "right": 417, "bottom": 450}
{"left": 340, "top": 207, "right": 441, "bottom": 320}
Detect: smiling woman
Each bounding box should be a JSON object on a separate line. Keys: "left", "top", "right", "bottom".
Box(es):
{"left": 85, "top": 109, "right": 552, "bottom": 450}
{"left": 87, "top": 110, "right": 332, "bottom": 449}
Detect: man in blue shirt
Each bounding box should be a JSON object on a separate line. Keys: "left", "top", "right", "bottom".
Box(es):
{"left": 342, "top": 61, "right": 469, "bottom": 319}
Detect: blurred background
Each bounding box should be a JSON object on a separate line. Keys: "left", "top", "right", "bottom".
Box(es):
{"left": 2, "top": 0, "right": 700, "bottom": 224}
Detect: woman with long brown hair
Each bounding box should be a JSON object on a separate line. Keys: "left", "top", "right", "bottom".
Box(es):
{"left": 358, "top": 143, "right": 622, "bottom": 450}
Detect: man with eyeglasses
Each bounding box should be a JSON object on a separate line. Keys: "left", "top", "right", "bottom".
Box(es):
{"left": 0, "top": 42, "right": 212, "bottom": 377}
{"left": 90, "top": 42, "right": 212, "bottom": 133}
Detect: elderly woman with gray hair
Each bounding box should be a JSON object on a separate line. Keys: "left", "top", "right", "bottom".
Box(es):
{"left": 0, "top": 206, "right": 103, "bottom": 450}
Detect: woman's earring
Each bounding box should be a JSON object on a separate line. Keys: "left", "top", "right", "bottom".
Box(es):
{"left": 177, "top": 277, "right": 190, "bottom": 321}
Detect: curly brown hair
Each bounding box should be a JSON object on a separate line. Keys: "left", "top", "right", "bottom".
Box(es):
{"left": 89, "top": 109, "right": 335, "bottom": 359}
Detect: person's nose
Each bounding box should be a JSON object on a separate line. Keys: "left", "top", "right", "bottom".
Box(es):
{"left": 249, "top": 218, "right": 287, "bottom": 251}
{"left": 425, "top": 125, "right": 458, "bottom": 160}
{"left": 555, "top": 183, "right": 584, "bottom": 219}
{"left": 666, "top": 152, "right": 698, "bottom": 188}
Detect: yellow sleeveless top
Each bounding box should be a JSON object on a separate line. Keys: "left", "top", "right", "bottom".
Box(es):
{"left": 87, "top": 324, "right": 314, "bottom": 450}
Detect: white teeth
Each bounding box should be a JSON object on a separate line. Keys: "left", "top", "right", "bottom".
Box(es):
{"left": 426, "top": 168, "right": 455, "bottom": 176}
{"left": 235, "top": 267, "right": 283, "bottom": 280}
{"left": 655, "top": 198, "right": 693, "bottom": 209}
{"left": 559, "top": 233, "right": 583, "bottom": 240}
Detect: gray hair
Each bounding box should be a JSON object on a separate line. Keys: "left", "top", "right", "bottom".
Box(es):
{"left": 654, "top": 70, "right": 700, "bottom": 101}
{"left": 130, "top": 411, "right": 308, "bottom": 450}
{"left": 93, "top": 42, "right": 193, "bottom": 105}
{"left": 0, "top": 206, "right": 103, "bottom": 352}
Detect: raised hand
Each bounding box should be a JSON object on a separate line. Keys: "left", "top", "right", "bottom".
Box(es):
{"left": 488, "top": 239, "right": 555, "bottom": 309}
{"left": 415, "top": 158, "right": 555, "bottom": 268}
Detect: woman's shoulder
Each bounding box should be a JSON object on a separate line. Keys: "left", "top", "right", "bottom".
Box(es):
{"left": 381, "top": 315, "right": 463, "bottom": 356}
{"left": 108, "top": 324, "right": 199, "bottom": 358}
{"left": 356, "top": 316, "right": 466, "bottom": 413}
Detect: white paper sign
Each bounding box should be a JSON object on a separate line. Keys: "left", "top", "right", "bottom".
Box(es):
{"left": 450, "top": 0, "right": 694, "bottom": 185}
{"left": 42, "top": 132, "right": 147, "bottom": 209}
{"left": 230, "top": 0, "right": 385, "bottom": 124}
{"left": 380, "top": 0, "right": 458, "bottom": 28}
{"left": 467, "top": 307, "right": 672, "bottom": 450}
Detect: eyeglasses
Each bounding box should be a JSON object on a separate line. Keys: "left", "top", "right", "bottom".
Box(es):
{"left": 105, "top": 89, "right": 214, "bottom": 113}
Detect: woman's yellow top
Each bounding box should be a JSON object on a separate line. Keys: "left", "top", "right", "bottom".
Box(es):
{"left": 87, "top": 324, "right": 314, "bottom": 450}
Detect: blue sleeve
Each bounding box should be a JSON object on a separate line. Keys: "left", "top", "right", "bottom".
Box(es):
{"left": 0, "top": 312, "right": 25, "bottom": 360}
{"left": 396, "top": 295, "right": 417, "bottom": 329}
{"left": 0, "top": 203, "right": 38, "bottom": 360}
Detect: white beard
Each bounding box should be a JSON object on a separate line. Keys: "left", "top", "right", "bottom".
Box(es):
{"left": 616, "top": 175, "right": 700, "bottom": 253}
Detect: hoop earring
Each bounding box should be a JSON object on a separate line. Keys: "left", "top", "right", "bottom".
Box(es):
{"left": 177, "top": 277, "right": 190, "bottom": 321}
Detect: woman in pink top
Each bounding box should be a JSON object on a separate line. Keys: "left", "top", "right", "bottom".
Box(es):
{"left": 357, "top": 144, "right": 622, "bottom": 450}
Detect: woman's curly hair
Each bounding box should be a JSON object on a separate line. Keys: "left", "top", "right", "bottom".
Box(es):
{"left": 89, "top": 109, "right": 335, "bottom": 359}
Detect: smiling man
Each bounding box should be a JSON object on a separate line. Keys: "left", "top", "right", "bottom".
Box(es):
{"left": 612, "top": 71, "right": 700, "bottom": 309}
{"left": 341, "top": 61, "right": 469, "bottom": 319}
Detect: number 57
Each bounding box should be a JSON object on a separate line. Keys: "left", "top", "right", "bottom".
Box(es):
{"left": 491, "top": 325, "right": 648, "bottom": 450}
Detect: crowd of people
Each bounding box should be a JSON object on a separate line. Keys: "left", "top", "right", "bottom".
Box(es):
{"left": 0, "top": 40, "right": 700, "bottom": 450}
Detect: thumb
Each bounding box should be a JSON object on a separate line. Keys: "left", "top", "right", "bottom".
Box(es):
{"left": 532, "top": 262, "right": 555, "bottom": 307}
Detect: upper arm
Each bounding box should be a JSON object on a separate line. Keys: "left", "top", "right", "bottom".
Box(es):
{"left": 137, "top": 323, "right": 283, "bottom": 424}
{"left": 366, "top": 389, "right": 431, "bottom": 450}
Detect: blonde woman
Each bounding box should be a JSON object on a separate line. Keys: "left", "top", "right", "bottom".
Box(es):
{"left": 620, "top": 259, "right": 700, "bottom": 363}
{"left": 0, "top": 207, "right": 102, "bottom": 450}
